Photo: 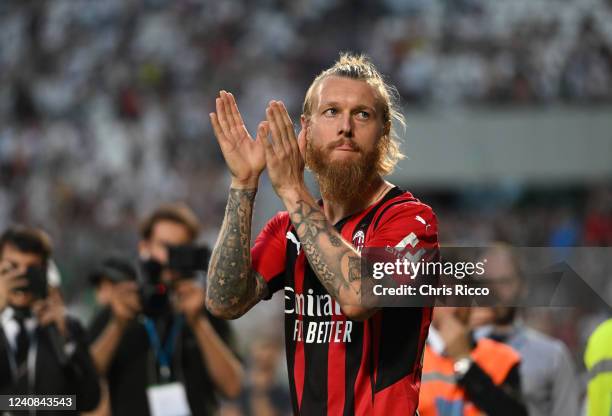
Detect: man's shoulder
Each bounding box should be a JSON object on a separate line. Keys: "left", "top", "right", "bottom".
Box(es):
{"left": 265, "top": 211, "right": 292, "bottom": 229}
{"left": 475, "top": 336, "right": 522, "bottom": 363}
{"left": 382, "top": 191, "right": 437, "bottom": 220}
{"left": 269, "top": 210, "right": 291, "bottom": 223}
{"left": 519, "top": 327, "right": 571, "bottom": 358}
{"left": 369, "top": 190, "right": 438, "bottom": 237}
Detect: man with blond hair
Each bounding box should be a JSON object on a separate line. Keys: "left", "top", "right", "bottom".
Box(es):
{"left": 207, "top": 53, "right": 439, "bottom": 415}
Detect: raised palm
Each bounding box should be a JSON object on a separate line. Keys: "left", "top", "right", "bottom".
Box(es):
{"left": 209, "top": 91, "right": 266, "bottom": 184}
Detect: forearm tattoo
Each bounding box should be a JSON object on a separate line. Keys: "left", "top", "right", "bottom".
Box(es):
{"left": 289, "top": 200, "right": 362, "bottom": 300}
{"left": 207, "top": 188, "right": 268, "bottom": 317}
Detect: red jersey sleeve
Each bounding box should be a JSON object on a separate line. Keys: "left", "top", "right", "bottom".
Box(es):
{"left": 366, "top": 200, "right": 439, "bottom": 251}
{"left": 366, "top": 200, "right": 439, "bottom": 279}
{"left": 365, "top": 199, "right": 439, "bottom": 298}
{"left": 251, "top": 212, "right": 290, "bottom": 298}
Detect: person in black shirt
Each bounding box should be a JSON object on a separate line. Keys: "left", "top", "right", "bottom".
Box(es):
{"left": 88, "top": 203, "right": 243, "bottom": 415}
{"left": 0, "top": 225, "right": 101, "bottom": 414}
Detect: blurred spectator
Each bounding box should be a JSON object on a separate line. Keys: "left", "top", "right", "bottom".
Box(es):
{"left": 84, "top": 256, "right": 138, "bottom": 416}
{"left": 0, "top": 225, "right": 100, "bottom": 414}
{"left": 87, "top": 203, "right": 242, "bottom": 415}
{"left": 88, "top": 255, "right": 138, "bottom": 308}
{"left": 419, "top": 307, "right": 527, "bottom": 416}
{"left": 562, "top": 16, "right": 612, "bottom": 102}
{"left": 583, "top": 317, "right": 612, "bottom": 416}
{"left": 234, "top": 337, "right": 291, "bottom": 416}
{"left": 583, "top": 187, "right": 612, "bottom": 245}
{"left": 471, "top": 244, "right": 581, "bottom": 416}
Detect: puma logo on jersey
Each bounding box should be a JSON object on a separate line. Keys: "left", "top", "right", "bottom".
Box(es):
{"left": 416, "top": 215, "right": 431, "bottom": 231}
{"left": 286, "top": 231, "right": 301, "bottom": 254}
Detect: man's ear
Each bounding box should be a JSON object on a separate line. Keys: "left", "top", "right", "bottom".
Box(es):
{"left": 300, "top": 115, "right": 309, "bottom": 132}
{"left": 299, "top": 115, "right": 309, "bottom": 156}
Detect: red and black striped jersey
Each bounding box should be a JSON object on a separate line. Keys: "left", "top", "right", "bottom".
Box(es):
{"left": 251, "top": 187, "right": 439, "bottom": 416}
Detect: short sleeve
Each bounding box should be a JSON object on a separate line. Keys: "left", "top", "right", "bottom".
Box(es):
{"left": 251, "top": 212, "right": 289, "bottom": 298}
{"left": 367, "top": 201, "right": 439, "bottom": 252}
{"left": 364, "top": 201, "right": 439, "bottom": 288}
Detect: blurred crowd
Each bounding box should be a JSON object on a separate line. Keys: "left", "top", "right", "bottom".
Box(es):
{"left": 430, "top": 185, "right": 612, "bottom": 358}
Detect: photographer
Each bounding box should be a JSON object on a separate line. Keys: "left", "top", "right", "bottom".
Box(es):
{"left": 0, "top": 225, "right": 101, "bottom": 414}
{"left": 88, "top": 256, "right": 138, "bottom": 308}
{"left": 88, "top": 203, "right": 243, "bottom": 415}
{"left": 85, "top": 256, "right": 139, "bottom": 416}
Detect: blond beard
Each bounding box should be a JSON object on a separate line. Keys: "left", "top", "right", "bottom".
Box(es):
{"left": 305, "top": 133, "right": 385, "bottom": 203}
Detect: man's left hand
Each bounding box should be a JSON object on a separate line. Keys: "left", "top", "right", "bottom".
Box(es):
{"left": 174, "top": 279, "right": 206, "bottom": 326}
{"left": 262, "top": 101, "right": 308, "bottom": 200}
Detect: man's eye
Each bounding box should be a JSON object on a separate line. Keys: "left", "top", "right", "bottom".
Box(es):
{"left": 323, "top": 108, "right": 337, "bottom": 116}
{"left": 357, "top": 111, "right": 370, "bottom": 119}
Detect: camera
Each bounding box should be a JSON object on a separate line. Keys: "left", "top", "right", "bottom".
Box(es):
{"left": 13, "top": 265, "right": 48, "bottom": 299}
{"left": 139, "top": 244, "right": 210, "bottom": 316}
{"left": 167, "top": 245, "right": 210, "bottom": 278}
{"left": 89, "top": 256, "right": 138, "bottom": 286}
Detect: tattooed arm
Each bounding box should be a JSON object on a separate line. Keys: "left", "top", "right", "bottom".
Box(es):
{"left": 207, "top": 91, "right": 271, "bottom": 319}
{"left": 285, "top": 192, "right": 373, "bottom": 320}
{"left": 206, "top": 187, "right": 269, "bottom": 319}
{"left": 262, "top": 101, "right": 375, "bottom": 320}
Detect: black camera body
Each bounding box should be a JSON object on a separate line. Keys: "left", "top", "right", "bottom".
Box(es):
{"left": 90, "top": 256, "right": 137, "bottom": 286}
{"left": 167, "top": 245, "right": 210, "bottom": 279}
{"left": 139, "top": 244, "right": 210, "bottom": 316}
{"left": 13, "top": 265, "right": 48, "bottom": 299}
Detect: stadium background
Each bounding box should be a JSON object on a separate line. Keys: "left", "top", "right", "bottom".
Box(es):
{"left": 1, "top": 0, "right": 611, "bottom": 413}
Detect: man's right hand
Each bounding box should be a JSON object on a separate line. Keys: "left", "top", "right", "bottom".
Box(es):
{"left": 0, "top": 261, "right": 26, "bottom": 311}
{"left": 435, "top": 307, "right": 473, "bottom": 360}
{"left": 109, "top": 281, "right": 141, "bottom": 327}
{"left": 209, "top": 90, "right": 268, "bottom": 189}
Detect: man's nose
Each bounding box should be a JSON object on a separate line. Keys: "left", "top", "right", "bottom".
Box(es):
{"left": 337, "top": 112, "right": 353, "bottom": 138}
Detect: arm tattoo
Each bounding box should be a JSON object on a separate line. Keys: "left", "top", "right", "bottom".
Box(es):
{"left": 207, "top": 188, "right": 268, "bottom": 318}
{"left": 289, "top": 200, "right": 362, "bottom": 300}
{"left": 348, "top": 257, "right": 361, "bottom": 282}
